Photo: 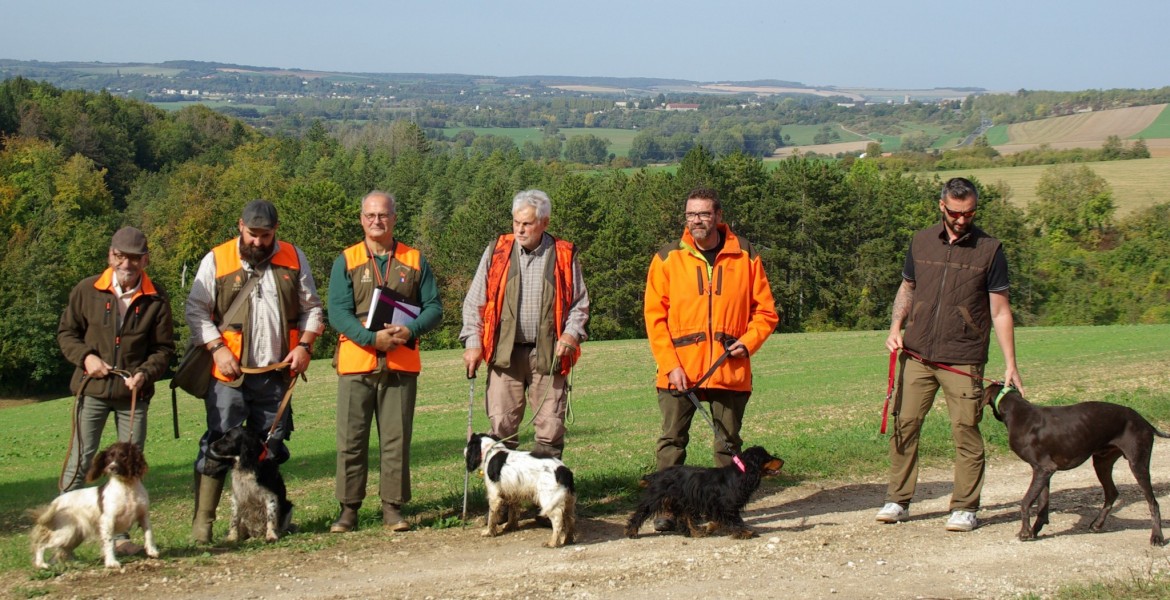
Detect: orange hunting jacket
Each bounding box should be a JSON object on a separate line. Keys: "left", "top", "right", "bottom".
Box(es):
{"left": 644, "top": 223, "right": 778, "bottom": 392}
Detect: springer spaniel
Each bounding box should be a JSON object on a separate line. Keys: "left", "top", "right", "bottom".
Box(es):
{"left": 30, "top": 441, "right": 158, "bottom": 569}
{"left": 464, "top": 433, "right": 576, "bottom": 548}
{"left": 625, "top": 446, "right": 784, "bottom": 539}
{"left": 208, "top": 425, "right": 293, "bottom": 543}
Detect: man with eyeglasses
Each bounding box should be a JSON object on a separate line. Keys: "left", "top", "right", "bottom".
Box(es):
{"left": 643, "top": 186, "right": 779, "bottom": 532}
{"left": 57, "top": 226, "right": 175, "bottom": 554}
{"left": 326, "top": 190, "right": 442, "bottom": 533}
{"left": 186, "top": 199, "right": 324, "bottom": 543}
{"left": 876, "top": 177, "right": 1024, "bottom": 533}
{"left": 461, "top": 189, "right": 589, "bottom": 463}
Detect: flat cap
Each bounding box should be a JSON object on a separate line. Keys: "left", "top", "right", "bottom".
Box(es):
{"left": 241, "top": 199, "right": 278, "bottom": 229}
{"left": 110, "top": 226, "right": 149, "bottom": 255}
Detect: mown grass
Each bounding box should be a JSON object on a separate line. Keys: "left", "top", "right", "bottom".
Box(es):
{"left": 440, "top": 126, "right": 639, "bottom": 158}
{"left": 2, "top": 325, "right": 1169, "bottom": 582}
{"left": 779, "top": 124, "right": 867, "bottom": 147}
{"left": 936, "top": 157, "right": 1170, "bottom": 215}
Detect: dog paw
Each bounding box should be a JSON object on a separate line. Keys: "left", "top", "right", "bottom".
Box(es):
{"left": 1018, "top": 530, "right": 1036, "bottom": 542}
{"left": 104, "top": 559, "right": 122, "bottom": 569}
{"left": 146, "top": 547, "right": 159, "bottom": 559}
{"left": 730, "top": 529, "right": 757, "bottom": 540}
{"left": 1151, "top": 533, "right": 1165, "bottom": 546}
{"left": 265, "top": 534, "right": 279, "bottom": 543}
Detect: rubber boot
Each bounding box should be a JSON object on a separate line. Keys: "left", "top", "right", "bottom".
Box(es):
{"left": 192, "top": 472, "right": 225, "bottom": 544}
{"left": 329, "top": 503, "right": 361, "bottom": 533}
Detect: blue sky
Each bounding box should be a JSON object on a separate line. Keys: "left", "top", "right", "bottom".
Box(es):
{"left": 3, "top": 0, "right": 1166, "bottom": 91}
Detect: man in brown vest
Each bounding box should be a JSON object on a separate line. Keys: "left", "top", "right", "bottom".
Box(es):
{"left": 460, "top": 189, "right": 589, "bottom": 460}
{"left": 326, "top": 191, "right": 443, "bottom": 533}
{"left": 185, "top": 199, "right": 324, "bottom": 543}
{"left": 876, "top": 177, "right": 1024, "bottom": 533}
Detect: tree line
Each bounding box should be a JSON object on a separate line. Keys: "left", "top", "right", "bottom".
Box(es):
{"left": 2, "top": 78, "right": 1169, "bottom": 393}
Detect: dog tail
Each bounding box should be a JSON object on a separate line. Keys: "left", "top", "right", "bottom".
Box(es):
{"left": 555, "top": 466, "right": 575, "bottom": 495}
{"left": 27, "top": 506, "right": 52, "bottom": 548}
{"left": 1155, "top": 427, "right": 1170, "bottom": 439}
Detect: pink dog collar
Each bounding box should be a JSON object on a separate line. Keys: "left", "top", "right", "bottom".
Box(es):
{"left": 732, "top": 455, "right": 746, "bottom": 472}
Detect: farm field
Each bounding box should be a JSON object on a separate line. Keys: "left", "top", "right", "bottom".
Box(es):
{"left": 149, "top": 100, "right": 274, "bottom": 113}
{"left": 441, "top": 126, "right": 639, "bottom": 158}
{"left": 936, "top": 157, "right": 1170, "bottom": 215}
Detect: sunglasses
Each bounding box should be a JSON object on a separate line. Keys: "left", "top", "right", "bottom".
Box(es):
{"left": 942, "top": 205, "right": 976, "bottom": 219}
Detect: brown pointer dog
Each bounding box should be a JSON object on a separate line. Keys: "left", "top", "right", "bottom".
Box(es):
{"left": 983, "top": 382, "right": 1170, "bottom": 545}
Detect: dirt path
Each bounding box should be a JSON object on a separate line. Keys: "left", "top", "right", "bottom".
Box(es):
{"left": 8, "top": 449, "right": 1170, "bottom": 599}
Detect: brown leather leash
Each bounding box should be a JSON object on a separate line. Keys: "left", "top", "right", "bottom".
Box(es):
{"left": 59, "top": 368, "right": 137, "bottom": 493}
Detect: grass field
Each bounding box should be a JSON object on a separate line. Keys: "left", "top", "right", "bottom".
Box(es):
{"left": 1134, "top": 104, "right": 1170, "bottom": 140}
{"left": 148, "top": 101, "right": 274, "bottom": 114}
{"left": 779, "top": 124, "right": 867, "bottom": 147}
{"left": 984, "top": 125, "right": 1010, "bottom": 146}
{"left": 936, "top": 157, "right": 1170, "bottom": 215}
{"left": 2, "top": 325, "right": 1169, "bottom": 574}
{"left": 441, "top": 127, "right": 639, "bottom": 158}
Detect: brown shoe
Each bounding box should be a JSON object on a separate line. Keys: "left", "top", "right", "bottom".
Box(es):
{"left": 330, "top": 503, "right": 360, "bottom": 533}
{"left": 383, "top": 504, "right": 410, "bottom": 532}
{"left": 114, "top": 539, "right": 144, "bottom": 556}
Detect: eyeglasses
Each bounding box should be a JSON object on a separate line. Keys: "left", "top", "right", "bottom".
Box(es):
{"left": 942, "top": 206, "right": 976, "bottom": 219}
{"left": 684, "top": 211, "right": 715, "bottom": 222}
{"left": 363, "top": 213, "right": 393, "bottom": 222}
{"left": 111, "top": 251, "right": 144, "bottom": 264}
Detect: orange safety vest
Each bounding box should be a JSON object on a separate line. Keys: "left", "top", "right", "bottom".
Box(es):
{"left": 480, "top": 233, "right": 579, "bottom": 376}
{"left": 335, "top": 241, "right": 424, "bottom": 375}
{"left": 210, "top": 239, "right": 303, "bottom": 382}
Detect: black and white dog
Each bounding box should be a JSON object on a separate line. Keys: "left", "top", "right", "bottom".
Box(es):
{"left": 208, "top": 426, "right": 293, "bottom": 543}
{"left": 30, "top": 441, "right": 158, "bottom": 569}
{"left": 464, "top": 433, "right": 576, "bottom": 547}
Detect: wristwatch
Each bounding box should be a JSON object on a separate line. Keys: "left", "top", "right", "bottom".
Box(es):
{"left": 297, "top": 341, "right": 312, "bottom": 352}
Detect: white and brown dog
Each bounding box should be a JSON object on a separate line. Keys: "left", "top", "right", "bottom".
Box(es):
{"left": 30, "top": 441, "right": 158, "bottom": 569}
{"left": 208, "top": 425, "right": 293, "bottom": 543}
{"left": 464, "top": 433, "right": 576, "bottom": 548}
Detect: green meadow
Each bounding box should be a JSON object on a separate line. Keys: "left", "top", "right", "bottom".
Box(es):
{"left": 2, "top": 325, "right": 1169, "bottom": 575}
{"left": 441, "top": 127, "right": 639, "bottom": 158}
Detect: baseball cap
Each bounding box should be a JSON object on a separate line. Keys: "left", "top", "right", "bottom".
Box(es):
{"left": 110, "top": 226, "right": 149, "bottom": 255}
{"left": 241, "top": 199, "right": 278, "bottom": 229}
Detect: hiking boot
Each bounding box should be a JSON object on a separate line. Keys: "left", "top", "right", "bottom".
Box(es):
{"left": 114, "top": 536, "right": 143, "bottom": 556}
{"left": 945, "top": 510, "right": 978, "bottom": 532}
{"left": 875, "top": 502, "right": 910, "bottom": 523}
{"left": 383, "top": 504, "right": 410, "bottom": 532}
{"left": 653, "top": 517, "right": 676, "bottom": 532}
{"left": 329, "top": 503, "right": 361, "bottom": 533}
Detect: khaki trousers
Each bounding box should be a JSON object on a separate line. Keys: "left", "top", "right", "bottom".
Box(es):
{"left": 886, "top": 355, "right": 986, "bottom": 511}
{"left": 335, "top": 370, "right": 417, "bottom": 507}
{"left": 485, "top": 345, "right": 567, "bottom": 458}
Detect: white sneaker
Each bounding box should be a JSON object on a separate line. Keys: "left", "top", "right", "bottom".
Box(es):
{"left": 875, "top": 502, "right": 909, "bottom": 523}
{"left": 946, "top": 510, "right": 978, "bottom": 532}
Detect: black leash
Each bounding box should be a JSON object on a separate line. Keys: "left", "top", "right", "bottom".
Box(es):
{"left": 670, "top": 338, "right": 739, "bottom": 457}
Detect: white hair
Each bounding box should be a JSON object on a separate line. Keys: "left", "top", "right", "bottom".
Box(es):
{"left": 511, "top": 189, "right": 551, "bottom": 221}
{"left": 362, "top": 190, "right": 397, "bottom": 215}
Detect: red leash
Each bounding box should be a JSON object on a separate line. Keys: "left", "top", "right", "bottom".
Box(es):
{"left": 880, "top": 350, "right": 896, "bottom": 434}
{"left": 900, "top": 348, "right": 1001, "bottom": 385}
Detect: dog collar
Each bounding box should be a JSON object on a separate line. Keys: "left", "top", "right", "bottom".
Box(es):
{"left": 992, "top": 385, "right": 1014, "bottom": 412}
{"left": 732, "top": 454, "right": 746, "bottom": 473}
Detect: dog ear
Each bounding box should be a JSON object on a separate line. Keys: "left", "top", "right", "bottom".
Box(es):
{"left": 465, "top": 436, "right": 482, "bottom": 472}
{"left": 127, "top": 444, "right": 148, "bottom": 479}
{"left": 86, "top": 449, "right": 109, "bottom": 483}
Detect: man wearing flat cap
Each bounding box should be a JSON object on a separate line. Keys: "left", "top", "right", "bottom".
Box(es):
{"left": 57, "top": 226, "right": 175, "bottom": 553}
{"left": 185, "top": 199, "right": 324, "bottom": 543}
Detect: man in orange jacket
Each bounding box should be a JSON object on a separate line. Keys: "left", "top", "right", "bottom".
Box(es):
{"left": 644, "top": 186, "right": 779, "bottom": 529}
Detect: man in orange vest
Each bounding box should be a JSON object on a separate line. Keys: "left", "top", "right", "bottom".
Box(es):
{"left": 326, "top": 191, "right": 442, "bottom": 533}
{"left": 644, "top": 186, "right": 779, "bottom": 531}
{"left": 461, "top": 189, "right": 589, "bottom": 460}
{"left": 185, "top": 199, "right": 324, "bottom": 543}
